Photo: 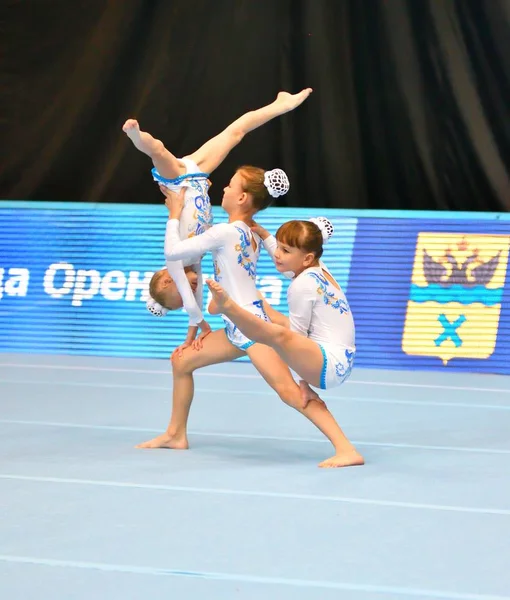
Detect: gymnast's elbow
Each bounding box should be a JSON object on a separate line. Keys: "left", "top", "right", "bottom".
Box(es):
{"left": 164, "top": 250, "right": 181, "bottom": 263}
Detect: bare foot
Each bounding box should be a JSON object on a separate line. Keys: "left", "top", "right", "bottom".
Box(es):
{"left": 275, "top": 88, "right": 313, "bottom": 113}
{"left": 122, "top": 118, "right": 143, "bottom": 146}
{"left": 208, "top": 299, "right": 221, "bottom": 315}
{"left": 205, "top": 279, "right": 233, "bottom": 312}
{"left": 135, "top": 432, "right": 189, "bottom": 450}
{"left": 122, "top": 119, "right": 164, "bottom": 159}
{"left": 318, "top": 451, "right": 365, "bottom": 469}
{"left": 299, "top": 379, "right": 324, "bottom": 409}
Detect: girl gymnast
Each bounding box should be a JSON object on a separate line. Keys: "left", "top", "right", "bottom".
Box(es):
{"left": 122, "top": 89, "right": 312, "bottom": 353}
{"left": 206, "top": 218, "right": 364, "bottom": 467}
{"left": 137, "top": 172, "right": 362, "bottom": 468}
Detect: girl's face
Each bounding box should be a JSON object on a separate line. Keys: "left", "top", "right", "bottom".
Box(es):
{"left": 221, "top": 171, "right": 247, "bottom": 212}
{"left": 273, "top": 240, "right": 316, "bottom": 276}
{"left": 157, "top": 270, "right": 198, "bottom": 310}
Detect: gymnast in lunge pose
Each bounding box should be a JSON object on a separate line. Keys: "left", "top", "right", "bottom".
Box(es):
{"left": 206, "top": 218, "right": 364, "bottom": 467}
{"left": 137, "top": 172, "right": 361, "bottom": 468}
{"left": 122, "top": 89, "right": 312, "bottom": 353}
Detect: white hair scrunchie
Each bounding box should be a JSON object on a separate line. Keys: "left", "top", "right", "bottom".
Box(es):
{"left": 146, "top": 296, "right": 169, "bottom": 317}
{"left": 263, "top": 168, "right": 290, "bottom": 198}
{"left": 309, "top": 217, "right": 334, "bottom": 244}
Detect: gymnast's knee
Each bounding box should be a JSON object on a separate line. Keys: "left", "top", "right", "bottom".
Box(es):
{"left": 273, "top": 327, "right": 293, "bottom": 347}
{"left": 170, "top": 351, "right": 194, "bottom": 375}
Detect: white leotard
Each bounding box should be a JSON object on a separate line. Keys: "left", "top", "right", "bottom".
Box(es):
{"left": 165, "top": 218, "right": 268, "bottom": 348}
{"left": 287, "top": 265, "right": 355, "bottom": 348}
{"left": 262, "top": 235, "right": 354, "bottom": 347}
{"left": 165, "top": 219, "right": 261, "bottom": 304}
{"left": 263, "top": 235, "right": 356, "bottom": 389}
{"left": 153, "top": 158, "right": 213, "bottom": 326}
{"left": 154, "top": 158, "right": 213, "bottom": 244}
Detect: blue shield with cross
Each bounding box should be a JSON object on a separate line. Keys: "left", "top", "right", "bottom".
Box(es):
{"left": 402, "top": 233, "right": 509, "bottom": 365}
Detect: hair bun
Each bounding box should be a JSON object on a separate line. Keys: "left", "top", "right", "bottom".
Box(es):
{"left": 146, "top": 296, "right": 169, "bottom": 317}
{"left": 309, "top": 217, "right": 334, "bottom": 244}
{"left": 263, "top": 168, "right": 290, "bottom": 198}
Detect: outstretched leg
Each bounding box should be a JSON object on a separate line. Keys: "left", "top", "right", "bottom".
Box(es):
{"left": 122, "top": 119, "right": 184, "bottom": 180}
{"left": 207, "top": 279, "right": 324, "bottom": 388}
{"left": 188, "top": 89, "right": 313, "bottom": 175}
{"left": 124, "top": 88, "right": 312, "bottom": 180}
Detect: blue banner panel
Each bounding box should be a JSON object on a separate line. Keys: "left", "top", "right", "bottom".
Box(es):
{"left": 348, "top": 218, "right": 510, "bottom": 373}
{"left": 0, "top": 202, "right": 357, "bottom": 360}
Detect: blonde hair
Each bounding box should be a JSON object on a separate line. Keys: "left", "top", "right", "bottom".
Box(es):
{"left": 149, "top": 270, "right": 171, "bottom": 308}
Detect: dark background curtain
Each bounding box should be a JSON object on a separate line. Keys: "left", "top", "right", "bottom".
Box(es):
{"left": 3, "top": 0, "right": 510, "bottom": 211}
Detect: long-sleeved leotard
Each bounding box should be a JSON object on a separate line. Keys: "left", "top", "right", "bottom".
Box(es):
{"left": 263, "top": 234, "right": 356, "bottom": 389}
{"left": 165, "top": 218, "right": 270, "bottom": 349}
{"left": 155, "top": 157, "right": 213, "bottom": 325}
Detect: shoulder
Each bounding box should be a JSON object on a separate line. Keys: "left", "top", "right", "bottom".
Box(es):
{"left": 290, "top": 270, "right": 319, "bottom": 295}
{"left": 210, "top": 222, "right": 231, "bottom": 232}
{"left": 208, "top": 222, "right": 234, "bottom": 239}
{"left": 302, "top": 268, "right": 324, "bottom": 286}
{"left": 231, "top": 223, "right": 252, "bottom": 242}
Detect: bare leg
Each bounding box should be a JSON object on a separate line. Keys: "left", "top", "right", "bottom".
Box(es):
{"left": 136, "top": 329, "right": 243, "bottom": 448}
{"left": 122, "top": 119, "right": 184, "bottom": 179}
{"left": 189, "top": 89, "right": 313, "bottom": 174}
{"left": 247, "top": 344, "right": 364, "bottom": 468}
{"left": 206, "top": 279, "right": 287, "bottom": 345}
{"left": 207, "top": 279, "right": 324, "bottom": 387}
{"left": 299, "top": 379, "right": 322, "bottom": 409}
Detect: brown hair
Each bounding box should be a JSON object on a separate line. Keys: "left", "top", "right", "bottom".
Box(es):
{"left": 237, "top": 165, "right": 273, "bottom": 212}
{"left": 275, "top": 220, "right": 325, "bottom": 259}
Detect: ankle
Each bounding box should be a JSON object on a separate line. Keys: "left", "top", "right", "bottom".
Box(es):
{"left": 333, "top": 443, "right": 358, "bottom": 455}
{"left": 167, "top": 426, "right": 187, "bottom": 440}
